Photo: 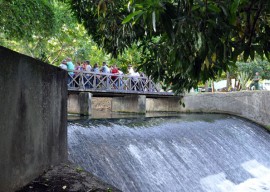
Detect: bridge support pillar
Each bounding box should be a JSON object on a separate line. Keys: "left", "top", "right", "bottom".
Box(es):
{"left": 68, "top": 92, "right": 92, "bottom": 115}
{"left": 112, "top": 95, "right": 146, "bottom": 113}
{"left": 146, "top": 97, "right": 182, "bottom": 112}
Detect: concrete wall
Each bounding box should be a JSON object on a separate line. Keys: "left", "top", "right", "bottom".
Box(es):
{"left": 112, "top": 95, "right": 146, "bottom": 113}
{"left": 92, "top": 97, "right": 112, "bottom": 111}
{"left": 146, "top": 97, "right": 182, "bottom": 112}
{"left": 0, "top": 46, "right": 67, "bottom": 192}
{"left": 180, "top": 91, "right": 270, "bottom": 128}
{"left": 68, "top": 92, "right": 92, "bottom": 115}
{"left": 68, "top": 95, "right": 183, "bottom": 115}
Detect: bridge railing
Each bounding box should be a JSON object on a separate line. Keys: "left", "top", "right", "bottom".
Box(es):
{"left": 67, "top": 70, "right": 161, "bottom": 93}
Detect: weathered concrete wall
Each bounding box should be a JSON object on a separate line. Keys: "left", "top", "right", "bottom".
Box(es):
{"left": 68, "top": 95, "right": 184, "bottom": 115}
{"left": 68, "top": 92, "right": 92, "bottom": 115}
{"left": 92, "top": 97, "right": 112, "bottom": 111}
{"left": 146, "top": 97, "right": 182, "bottom": 112}
{"left": 180, "top": 91, "right": 270, "bottom": 127}
{"left": 112, "top": 95, "right": 146, "bottom": 113}
{"left": 0, "top": 46, "right": 67, "bottom": 192}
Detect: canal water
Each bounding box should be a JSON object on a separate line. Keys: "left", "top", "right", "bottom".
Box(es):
{"left": 68, "top": 113, "right": 270, "bottom": 192}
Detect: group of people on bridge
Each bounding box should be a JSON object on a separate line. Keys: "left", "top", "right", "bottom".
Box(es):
{"left": 59, "top": 57, "right": 156, "bottom": 92}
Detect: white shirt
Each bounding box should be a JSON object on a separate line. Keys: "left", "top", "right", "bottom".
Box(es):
{"left": 86, "top": 65, "right": 91, "bottom": 71}
{"left": 128, "top": 67, "right": 135, "bottom": 75}
{"left": 59, "top": 64, "right": 67, "bottom": 70}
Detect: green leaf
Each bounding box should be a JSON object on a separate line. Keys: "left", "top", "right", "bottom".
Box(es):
{"left": 122, "top": 10, "right": 143, "bottom": 24}
{"left": 208, "top": 4, "right": 221, "bottom": 13}
{"left": 229, "top": 0, "right": 240, "bottom": 25}
{"left": 230, "top": 0, "right": 240, "bottom": 14}
{"left": 219, "top": 5, "right": 228, "bottom": 16}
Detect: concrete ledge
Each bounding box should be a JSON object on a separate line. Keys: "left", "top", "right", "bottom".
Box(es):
{"left": 180, "top": 91, "right": 270, "bottom": 128}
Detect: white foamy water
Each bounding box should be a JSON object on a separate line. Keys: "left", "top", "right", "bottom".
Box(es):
{"left": 68, "top": 114, "right": 270, "bottom": 192}
{"left": 201, "top": 160, "right": 270, "bottom": 192}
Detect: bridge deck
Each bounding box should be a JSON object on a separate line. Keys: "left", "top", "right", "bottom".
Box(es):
{"left": 67, "top": 70, "right": 175, "bottom": 97}
{"left": 68, "top": 89, "right": 175, "bottom": 98}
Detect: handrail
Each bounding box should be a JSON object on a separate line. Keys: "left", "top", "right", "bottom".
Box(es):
{"left": 67, "top": 70, "right": 161, "bottom": 93}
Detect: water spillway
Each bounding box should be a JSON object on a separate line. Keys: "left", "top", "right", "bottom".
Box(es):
{"left": 68, "top": 114, "right": 270, "bottom": 192}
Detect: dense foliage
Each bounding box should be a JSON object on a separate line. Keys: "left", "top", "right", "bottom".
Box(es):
{"left": 236, "top": 59, "right": 270, "bottom": 89}
{"left": 0, "top": 0, "right": 143, "bottom": 69}
{"left": 1, "top": 0, "right": 270, "bottom": 93}
{"left": 66, "top": 0, "right": 270, "bottom": 93}
{"left": 0, "top": 0, "right": 55, "bottom": 40}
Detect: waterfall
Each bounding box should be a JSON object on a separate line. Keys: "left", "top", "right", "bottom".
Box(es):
{"left": 68, "top": 114, "right": 270, "bottom": 192}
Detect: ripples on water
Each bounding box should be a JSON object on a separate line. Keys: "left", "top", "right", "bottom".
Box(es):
{"left": 68, "top": 114, "right": 270, "bottom": 192}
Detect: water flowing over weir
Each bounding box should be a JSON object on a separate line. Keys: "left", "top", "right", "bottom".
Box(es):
{"left": 68, "top": 114, "right": 270, "bottom": 192}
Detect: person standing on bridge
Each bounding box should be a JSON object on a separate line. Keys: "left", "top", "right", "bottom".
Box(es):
{"left": 127, "top": 64, "right": 137, "bottom": 91}
{"left": 82, "top": 60, "right": 92, "bottom": 89}
{"left": 111, "top": 64, "right": 119, "bottom": 89}
{"left": 91, "top": 63, "right": 100, "bottom": 88}
{"left": 100, "top": 62, "right": 110, "bottom": 89}
{"left": 66, "top": 57, "right": 75, "bottom": 88}
{"left": 100, "top": 62, "right": 110, "bottom": 73}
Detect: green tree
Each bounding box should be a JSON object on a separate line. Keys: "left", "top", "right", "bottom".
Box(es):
{"left": 0, "top": 0, "right": 110, "bottom": 66}
{"left": 66, "top": 0, "right": 270, "bottom": 93}
{"left": 0, "top": 0, "right": 56, "bottom": 41}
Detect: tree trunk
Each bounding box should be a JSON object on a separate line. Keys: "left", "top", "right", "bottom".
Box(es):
{"left": 204, "top": 80, "right": 208, "bottom": 92}
{"left": 211, "top": 80, "right": 215, "bottom": 92}
{"left": 226, "top": 72, "right": 231, "bottom": 91}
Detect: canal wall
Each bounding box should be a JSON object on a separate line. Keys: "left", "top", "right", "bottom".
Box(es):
{"left": 68, "top": 91, "right": 270, "bottom": 129}
{"left": 0, "top": 46, "right": 67, "bottom": 192}
{"left": 180, "top": 91, "right": 270, "bottom": 128}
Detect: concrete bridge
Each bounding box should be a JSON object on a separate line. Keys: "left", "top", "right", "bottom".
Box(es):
{"left": 67, "top": 70, "right": 180, "bottom": 115}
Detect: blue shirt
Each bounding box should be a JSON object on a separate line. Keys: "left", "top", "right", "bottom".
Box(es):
{"left": 67, "top": 61, "right": 75, "bottom": 75}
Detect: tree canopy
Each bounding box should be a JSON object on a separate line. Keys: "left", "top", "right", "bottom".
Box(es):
{"left": 66, "top": 0, "right": 270, "bottom": 93}
{"left": 0, "top": 0, "right": 143, "bottom": 69}
{"left": 1, "top": 0, "right": 270, "bottom": 93}
{"left": 0, "top": 0, "right": 56, "bottom": 40}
